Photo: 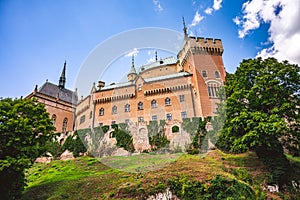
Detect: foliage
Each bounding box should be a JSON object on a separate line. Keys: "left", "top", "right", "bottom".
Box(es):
{"left": 44, "top": 139, "right": 63, "bottom": 159}
{"left": 0, "top": 97, "right": 55, "bottom": 199}
{"left": 217, "top": 57, "right": 300, "bottom": 186}
{"left": 22, "top": 150, "right": 298, "bottom": 199}
{"left": 168, "top": 175, "right": 256, "bottom": 200}
{"left": 62, "top": 131, "right": 87, "bottom": 157}
{"left": 147, "top": 120, "right": 170, "bottom": 151}
{"left": 172, "top": 125, "right": 179, "bottom": 133}
{"left": 112, "top": 125, "right": 134, "bottom": 153}
{"left": 149, "top": 133, "right": 170, "bottom": 150}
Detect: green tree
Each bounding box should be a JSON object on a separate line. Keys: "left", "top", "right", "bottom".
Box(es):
{"left": 0, "top": 98, "right": 55, "bottom": 199}
{"left": 62, "top": 130, "right": 87, "bottom": 157}
{"left": 217, "top": 58, "right": 300, "bottom": 186}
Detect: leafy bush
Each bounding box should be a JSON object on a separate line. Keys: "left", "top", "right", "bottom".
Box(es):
{"left": 112, "top": 127, "right": 134, "bottom": 153}
{"left": 62, "top": 131, "right": 87, "bottom": 157}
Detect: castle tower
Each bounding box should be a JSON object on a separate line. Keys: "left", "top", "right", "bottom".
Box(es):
{"left": 59, "top": 61, "right": 66, "bottom": 89}
{"left": 177, "top": 25, "right": 226, "bottom": 117}
{"left": 127, "top": 55, "right": 137, "bottom": 82}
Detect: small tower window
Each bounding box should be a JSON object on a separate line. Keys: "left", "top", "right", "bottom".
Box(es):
{"left": 215, "top": 71, "right": 220, "bottom": 78}
{"left": 165, "top": 97, "right": 171, "bottom": 106}
{"left": 112, "top": 105, "right": 117, "bottom": 114}
{"left": 138, "top": 102, "right": 143, "bottom": 110}
{"left": 62, "top": 117, "right": 68, "bottom": 133}
{"left": 125, "top": 104, "right": 130, "bottom": 112}
{"left": 202, "top": 70, "right": 207, "bottom": 78}
{"left": 99, "top": 108, "right": 104, "bottom": 116}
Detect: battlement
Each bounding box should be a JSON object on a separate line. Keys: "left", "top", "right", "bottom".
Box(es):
{"left": 188, "top": 37, "right": 223, "bottom": 49}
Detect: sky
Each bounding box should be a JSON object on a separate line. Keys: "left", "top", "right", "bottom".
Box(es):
{"left": 0, "top": 0, "right": 299, "bottom": 98}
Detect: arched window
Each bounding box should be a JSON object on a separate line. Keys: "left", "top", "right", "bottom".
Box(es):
{"left": 151, "top": 99, "right": 157, "bottom": 108}
{"left": 202, "top": 70, "right": 207, "bottom": 78}
{"left": 207, "top": 82, "right": 220, "bottom": 98}
{"left": 99, "top": 107, "right": 104, "bottom": 116}
{"left": 124, "top": 104, "right": 130, "bottom": 112}
{"left": 51, "top": 114, "right": 56, "bottom": 126}
{"left": 62, "top": 118, "right": 68, "bottom": 133}
{"left": 215, "top": 71, "right": 220, "bottom": 78}
{"left": 165, "top": 97, "right": 171, "bottom": 106}
{"left": 112, "top": 105, "right": 117, "bottom": 114}
{"left": 138, "top": 102, "right": 143, "bottom": 110}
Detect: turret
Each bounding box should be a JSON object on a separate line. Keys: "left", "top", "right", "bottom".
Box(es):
{"left": 59, "top": 61, "right": 66, "bottom": 89}
{"left": 127, "top": 55, "right": 137, "bottom": 82}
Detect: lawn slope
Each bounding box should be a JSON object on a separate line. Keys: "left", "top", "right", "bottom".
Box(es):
{"left": 21, "top": 150, "right": 299, "bottom": 199}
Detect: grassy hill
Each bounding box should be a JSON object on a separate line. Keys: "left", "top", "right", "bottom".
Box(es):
{"left": 21, "top": 150, "right": 299, "bottom": 199}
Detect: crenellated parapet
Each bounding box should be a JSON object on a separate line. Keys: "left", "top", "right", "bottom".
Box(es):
{"left": 178, "top": 37, "right": 224, "bottom": 66}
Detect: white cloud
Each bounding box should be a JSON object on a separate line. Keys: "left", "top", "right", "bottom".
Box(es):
{"left": 205, "top": 0, "right": 223, "bottom": 15}
{"left": 205, "top": 8, "right": 213, "bottom": 15}
{"left": 213, "top": 0, "right": 223, "bottom": 10}
{"left": 234, "top": 0, "right": 300, "bottom": 65}
{"left": 147, "top": 57, "right": 156, "bottom": 64}
{"left": 125, "top": 48, "right": 139, "bottom": 57}
{"left": 190, "top": 11, "right": 204, "bottom": 27}
{"left": 153, "top": 0, "right": 163, "bottom": 12}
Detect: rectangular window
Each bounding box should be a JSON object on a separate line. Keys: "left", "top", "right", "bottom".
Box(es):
{"left": 166, "top": 113, "right": 172, "bottom": 121}
{"left": 111, "top": 121, "right": 116, "bottom": 125}
{"left": 179, "top": 95, "right": 185, "bottom": 102}
{"left": 181, "top": 111, "right": 187, "bottom": 119}
{"left": 80, "top": 115, "right": 85, "bottom": 124}
{"left": 152, "top": 115, "right": 157, "bottom": 121}
{"left": 125, "top": 119, "right": 130, "bottom": 124}
{"left": 99, "top": 122, "right": 103, "bottom": 126}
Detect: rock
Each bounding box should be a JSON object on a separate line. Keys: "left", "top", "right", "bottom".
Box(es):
{"left": 60, "top": 150, "right": 74, "bottom": 160}
{"left": 146, "top": 188, "right": 179, "bottom": 200}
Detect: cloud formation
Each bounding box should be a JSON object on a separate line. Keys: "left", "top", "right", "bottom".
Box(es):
{"left": 153, "top": 0, "right": 163, "bottom": 12}
{"left": 125, "top": 48, "right": 139, "bottom": 57}
{"left": 234, "top": 0, "right": 300, "bottom": 65}
{"left": 190, "top": 11, "right": 204, "bottom": 27}
{"left": 205, "top": 0, "right": 223, "bottom": 15}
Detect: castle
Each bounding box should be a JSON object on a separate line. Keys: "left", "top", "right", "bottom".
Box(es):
{"left": 27, "top": 20, "right": 226, "bottom": 152}
{"left": 75, "top": 21, "right": 226, "bottom": 130}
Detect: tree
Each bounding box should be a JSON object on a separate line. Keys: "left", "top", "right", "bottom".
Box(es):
{"left": 217, "top": 58, "right": 300, "bottom": 186}
{"left": 0, "top": 98, "right": 55, "bottom": 199}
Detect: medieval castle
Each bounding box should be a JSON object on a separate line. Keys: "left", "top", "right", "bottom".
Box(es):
{"left": 27, "top": 20, "right": 225, "bottom": 153}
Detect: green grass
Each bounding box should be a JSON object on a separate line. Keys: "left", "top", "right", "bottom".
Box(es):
{"left": 21, "top": 150, "right": 299, "bottom": 200}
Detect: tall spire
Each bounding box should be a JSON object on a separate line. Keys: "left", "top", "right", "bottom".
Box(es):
{"left": 132, "top": 55, "right": 134, "bottom": 67}
{"left": 127, "top": 55, "right": 137, "bottom": 81}
{"left": 59, "top": 61, "right": 66, "bottom": 89}
{"left": 182, "top": 16, "right": 188, "bottom": 38}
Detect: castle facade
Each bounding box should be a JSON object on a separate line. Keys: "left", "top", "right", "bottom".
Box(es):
{"left": 75, "top": 27, "right": 226, "bottom": 130}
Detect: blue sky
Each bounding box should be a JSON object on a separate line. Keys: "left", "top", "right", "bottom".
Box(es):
{"left": 1, "top": 0, "right": 299, "bottom": 98}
